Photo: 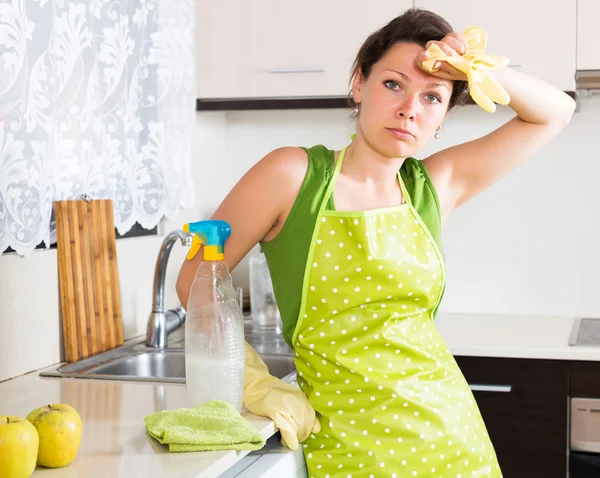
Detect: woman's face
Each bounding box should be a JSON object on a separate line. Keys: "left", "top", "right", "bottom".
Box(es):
{"left": 352, "top": 41, "right": 452, "bottom": 159}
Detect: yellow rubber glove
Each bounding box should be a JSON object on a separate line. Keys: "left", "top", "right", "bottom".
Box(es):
{"left": 421, "top": 26, "right": 511, "bottom": 113}
{"left": 243, "top": 341, "right": 321, "bottom": 450}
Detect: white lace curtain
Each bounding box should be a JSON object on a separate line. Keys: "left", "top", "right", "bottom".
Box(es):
{"left": 0, "top": 0, "right": 195, "bottom": 256}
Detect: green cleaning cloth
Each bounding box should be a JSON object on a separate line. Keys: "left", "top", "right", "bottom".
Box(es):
{"left": 144, "top": 400, "right": 266, "bottom": 452}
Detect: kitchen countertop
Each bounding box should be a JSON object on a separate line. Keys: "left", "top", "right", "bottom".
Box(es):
{"left": 0, "top": 369, "right": 279, "bottom": 478}
{"left": 434, "top": 312, "right": 600, "bottom": 361}
{"left": 1, "top": 312, "right": 599, "bottom": 478}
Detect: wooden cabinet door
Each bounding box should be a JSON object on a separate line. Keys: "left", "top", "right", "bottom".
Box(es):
{"left": 455, "top": 356, "right": 569, "bottom": 478}
{"left": 196, "top": 1, "right": 413, "bottom": 99}
{"left": 414, "top": 0, "right": 577, "bottom": 91}
{"left": 577, "top": 0, "right": 600, "bottom": 70}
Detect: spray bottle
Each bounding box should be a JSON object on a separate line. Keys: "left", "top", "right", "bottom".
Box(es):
{"left": 183, "top": 220, "right": 245, "bottom": 412}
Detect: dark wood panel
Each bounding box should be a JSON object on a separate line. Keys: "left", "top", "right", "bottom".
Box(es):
{"left": 455, "top": 356, "right": 569, "bottom": 478}
{"left": 570, "top": 361, "right": 600, "bottom": 398}
{"left": 196, "top": 96, "right": 349, "bottom": 111}
{"left": 455, "top": 356, "right": 569, "bottom": 390}
{"left": 196, "top": 91, "right": 577, "bottom": 111}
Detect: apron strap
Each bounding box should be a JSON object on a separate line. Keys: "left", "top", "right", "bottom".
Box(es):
{"left": 397, "top": 170, "right": 412, "bottom": 207}
{"left": 319, "top": 147, "right": 346, "bottom": 212}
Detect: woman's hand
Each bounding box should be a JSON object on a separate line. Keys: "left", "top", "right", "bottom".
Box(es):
{"left": 417, "top": 32, "right": 470, "bottom": 81}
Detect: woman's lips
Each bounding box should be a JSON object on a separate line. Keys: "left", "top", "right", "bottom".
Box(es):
{"left": 386, "top": 128, "right": 415, "bottom": 140}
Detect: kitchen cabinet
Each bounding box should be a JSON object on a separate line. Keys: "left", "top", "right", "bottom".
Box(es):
{"left": 570, "top": 360, "right": 600, "bottom": 398}
{"left": 455, "top": 356, "right": 569, "bottom": 478}
{"left": 219, "top": 433, "right": 307, "bottom": 477}
{"left": 196, "top": 0, "right": 412, "bottom": 101}
{"left": 413, "top": 0, "right": 577, "bottom": 91}
{"left": 577, "top": 0, "right": 600, "bottom": 70}
{"left": 195, "top": 1, "right": 245, "bottom": 102}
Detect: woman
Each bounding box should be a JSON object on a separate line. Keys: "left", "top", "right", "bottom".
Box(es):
{"left": 177, "top": 8, "right": 575, "bottom": 477}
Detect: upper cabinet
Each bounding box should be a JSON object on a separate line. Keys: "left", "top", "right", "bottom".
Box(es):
{"left": 196, "top": 0, "right": 412, "bottom": 100}
{"left": 196, "top": 1, "right": 581, "bottom": 105}
{"left": 413, "top": 0, "right": 577, "bottom": 92}
{"left": 577, "top": 0, "right": 600, "bottom": 70}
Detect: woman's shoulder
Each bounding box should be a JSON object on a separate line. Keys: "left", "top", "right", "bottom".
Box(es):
{"left": 401, "top": 156, "right": 435, "bottom": 187}
{"left": 401, "top": 156, "right": 425, "bottom": 173}
{"left": 256, "top": 145, "right": 334, "bottom": 243}
{"left": 400, "top": 156, "right": 441, "bottom": 213}
{"left": 265, "top": 144, "right": 334, "bottom": 163}
{"left": 260, "top": 145, "right": 334, "bottom": 181}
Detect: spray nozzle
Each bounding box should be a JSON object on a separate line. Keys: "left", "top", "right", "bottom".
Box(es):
{"left": 182, "top": 220, "right": 232, "bottom": 261}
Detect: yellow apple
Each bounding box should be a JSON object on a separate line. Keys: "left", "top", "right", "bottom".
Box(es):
{"left": 0, "top": 416, "right": 39, "bottom": 478}
{"left": 26, "top": 404, "right": 82, "bottom": 468}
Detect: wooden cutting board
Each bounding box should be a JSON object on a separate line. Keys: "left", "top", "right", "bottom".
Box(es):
{"left": 55, "top": 199, "right": 124, "bottom": 362}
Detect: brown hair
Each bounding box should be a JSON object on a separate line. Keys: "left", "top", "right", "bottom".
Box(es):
{"left": 349, "top": 8, "right": 470, "bottom": 112}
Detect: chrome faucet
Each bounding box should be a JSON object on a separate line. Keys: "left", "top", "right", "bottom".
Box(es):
{"left": 146, "top": 229, "right": 193, "bottom": 348}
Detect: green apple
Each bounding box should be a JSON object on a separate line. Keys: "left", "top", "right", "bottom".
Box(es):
{"left": 0, "top": 416, "right": 39, "bottom": 478}
{"left": 26, "top": 404, "right": 82, "bottom": 468}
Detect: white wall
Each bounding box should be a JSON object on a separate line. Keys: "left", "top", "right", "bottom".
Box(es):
{"left": 1, "top": 97, "right": 599, "bottom": 382}
{"left": 224, "top": 97, "right": 600, "bottom": 319}
{"left": 423, "top": 97, "right": 600, "bottom": 318}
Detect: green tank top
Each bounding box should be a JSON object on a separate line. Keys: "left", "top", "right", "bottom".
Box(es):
{"left": 260, "top": 144, "right": 444, "bottom": 348}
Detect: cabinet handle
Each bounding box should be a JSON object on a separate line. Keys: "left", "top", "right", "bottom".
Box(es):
{"left": 469, "top": 384, "right": 512, "bottom": 393}
{"left": 508, "top": 63, "right": 523, "bottom": 68}
{"left": 268, "top": 67, "right": 327, "bottom": 74}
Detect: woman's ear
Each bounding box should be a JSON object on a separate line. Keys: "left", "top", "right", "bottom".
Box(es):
{"left": 351, "top": 70, "right": 364, "bottom": 105}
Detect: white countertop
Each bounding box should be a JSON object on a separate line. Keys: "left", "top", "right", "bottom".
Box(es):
{"left": 1, "top": 312, "right": 600, "bottom": 478}
{"left": 435, "top": 312, "right": 600, "bottom": 361}
{"left": 0, "top": 371, "right": 279, "bottom": 478}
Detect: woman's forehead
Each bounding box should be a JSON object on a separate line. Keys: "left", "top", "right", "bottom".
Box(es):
{"left": 373, "top": 42, "right": 452, "bottom": 88}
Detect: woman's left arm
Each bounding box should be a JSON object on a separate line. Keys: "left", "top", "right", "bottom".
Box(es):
{"left": 424, "top": 64, "right": 576, "bottom": 222}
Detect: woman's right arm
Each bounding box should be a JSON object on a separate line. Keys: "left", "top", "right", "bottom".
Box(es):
{"left": 176, "top": 146, "right": 309, "bottom": 307}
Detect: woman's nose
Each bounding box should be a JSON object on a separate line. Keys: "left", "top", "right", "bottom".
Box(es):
{"left": 397, "top": 94, "right": 420, "bottom": 120}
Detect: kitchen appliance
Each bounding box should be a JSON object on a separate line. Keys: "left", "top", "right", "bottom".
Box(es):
{"left": 570, "top": 398, "right": 600, "bottom": 477}
{"left": 568, "top": 319, "right": 600, "bottom": 477}
{"left": 569, "top": 318, "right": 600, "bottom": 347}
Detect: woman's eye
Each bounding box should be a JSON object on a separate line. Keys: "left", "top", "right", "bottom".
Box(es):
{"left": 425, "top": 93, "right": 442, "bottom": 104}
{"left": 383, "top": 80, "right": 401, "bottom": 91}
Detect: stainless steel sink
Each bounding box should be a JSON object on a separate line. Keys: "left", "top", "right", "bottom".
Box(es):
{"left": 42, "top": 227, "right": 298, "bottom": 385}
{"left": 250, "top": 353, "right": 296, "bottom": 379}
{"left": 40, "top": 342, "right": 185, "bottom": 383}
{"left": 40, "top": 326, "right": 296, "bottom": 383}
{"left": 87, "top": 349, "right": 185, "bottom": 379}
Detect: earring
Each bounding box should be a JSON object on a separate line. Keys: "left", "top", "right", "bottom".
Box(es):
{"left": 435, "top": 126, "right": 441, "bottom": 139}
{"left": 354, "top": 103, "right": 360, "bottom": 115}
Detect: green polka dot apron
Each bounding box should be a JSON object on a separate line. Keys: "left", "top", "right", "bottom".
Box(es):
{"left": 292, "top": 147, "right": 502, "bottom": 477}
